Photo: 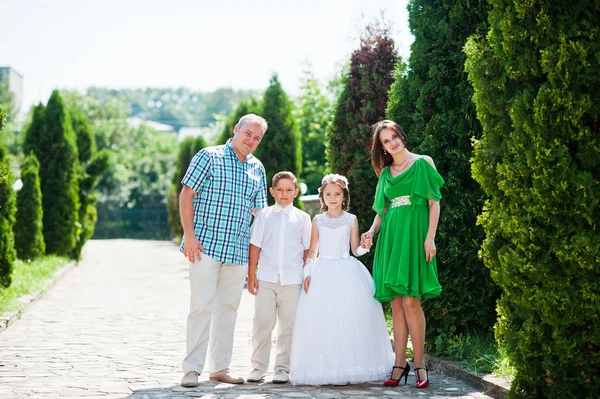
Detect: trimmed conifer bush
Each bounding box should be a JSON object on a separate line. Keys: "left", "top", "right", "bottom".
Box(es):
{"left": 329, "top": 21, "right": 398, "bottom": 268}
{"left": 0, "top": 106, "right": 16, "bottom": 287}
{"left": 465, "top": 0, "right": 600, "bottom": 396}
{"left": 386, "top": 0, "right": 499, "bottom": 344}
{"left": 255, "top": 74, "right": 302, "bottom": 207}
{"left": 14, "top": 154, "right": 45, "bottom": 260}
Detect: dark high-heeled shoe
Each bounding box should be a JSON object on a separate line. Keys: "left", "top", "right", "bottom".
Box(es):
{"left": 414, "top": 367, "right": 430, "bottom": 388}
{"left": 383, "top": 363, "right": 410, "bottom": 387}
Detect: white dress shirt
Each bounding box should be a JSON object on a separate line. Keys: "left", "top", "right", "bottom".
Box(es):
{"left": 250, "top": 204, "right": 312, "bottom": 285}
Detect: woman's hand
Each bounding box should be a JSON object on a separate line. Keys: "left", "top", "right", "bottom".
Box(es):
{"left": 360, "top": 230, "right": 374, "bottom": 249}
{"left": 424, "top": 237, "right": 436, "bottom": 263}
{"left": 303, "top": 276, "right": 311, "bottom": 293}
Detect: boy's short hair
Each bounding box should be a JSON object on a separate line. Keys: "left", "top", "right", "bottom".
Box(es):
{"left": 272, "top": 171, "right": 298, "bottom": 188}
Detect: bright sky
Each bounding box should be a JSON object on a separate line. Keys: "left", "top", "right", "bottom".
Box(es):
{"left": 0, "top": 0, "right": 413, "bottom": 112}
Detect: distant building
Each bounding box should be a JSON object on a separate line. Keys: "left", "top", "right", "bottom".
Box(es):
{"left": 126, "top": 117, "right": 174, "bottom": 132}
{"left": 0, "top": 66, "right": 24, "bottom": 118}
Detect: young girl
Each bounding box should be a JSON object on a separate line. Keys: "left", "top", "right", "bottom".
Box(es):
{"left": 289, "top": 174, "right": 394, "bottom": 386}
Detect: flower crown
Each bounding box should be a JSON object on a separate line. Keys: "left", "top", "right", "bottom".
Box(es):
{"left": 321, "top": 173, "right": 349, "bottom": 188}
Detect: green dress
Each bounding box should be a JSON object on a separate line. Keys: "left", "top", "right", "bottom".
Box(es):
{"left": 372, "top": 157, "right": 445, "bottom": 302}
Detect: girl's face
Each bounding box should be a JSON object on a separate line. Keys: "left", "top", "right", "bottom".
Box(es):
{"left": 379, "top": 127, "right": 405, "bottom": 155}
{"left": 322, "top": 183, "right": 344, "bottom": 211}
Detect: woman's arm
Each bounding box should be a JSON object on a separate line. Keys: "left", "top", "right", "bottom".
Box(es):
{"left": 424, "top": 200, "right": 440, "bottom": 263}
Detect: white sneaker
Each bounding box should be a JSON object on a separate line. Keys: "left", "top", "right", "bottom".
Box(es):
{"left": 272, "top": 370, "right": 289, "bottom": 384}
{"left": 246, "top": 369, "right": 265, "bottom": 382}
{"left": 181, "top": 371, "right": 199, "bottom": 387}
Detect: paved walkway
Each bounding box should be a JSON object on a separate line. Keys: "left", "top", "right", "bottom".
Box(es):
{"left": 0, "top": 240, "right": 493, "bottom": 399}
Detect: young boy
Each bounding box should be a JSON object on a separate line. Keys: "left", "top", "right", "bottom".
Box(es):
{"left": 246, "top": 171, "right": 312, "bottom": 384}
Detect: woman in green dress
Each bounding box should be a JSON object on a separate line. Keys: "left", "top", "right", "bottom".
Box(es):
{"left": 361, "top": 120, "right": 444, "bottom": 389}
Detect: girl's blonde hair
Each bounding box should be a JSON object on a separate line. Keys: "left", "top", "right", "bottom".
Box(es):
{"left": 318, "top": 174, "right": 350, "bottom": 212}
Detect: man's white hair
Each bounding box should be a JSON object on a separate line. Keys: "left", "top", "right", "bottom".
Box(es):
{"left": 237, "top": 114, "right": 268, "bottom": 134}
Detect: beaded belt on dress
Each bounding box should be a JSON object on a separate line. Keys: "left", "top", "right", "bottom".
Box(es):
{"left": 390, "top": 195, "right": 411, "bottom": 208}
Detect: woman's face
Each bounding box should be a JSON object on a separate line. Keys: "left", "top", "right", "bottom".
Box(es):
{"left": 379, "top": 127, "right": 405, "bottom": 156}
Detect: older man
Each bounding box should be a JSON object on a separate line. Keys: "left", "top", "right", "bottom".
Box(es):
{"left": 179, "top": 114, "right": 268, "bottom": 387}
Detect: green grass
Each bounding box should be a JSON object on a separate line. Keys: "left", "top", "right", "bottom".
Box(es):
{"left": 0, "top": 256, "right": 70, "bottom": 314}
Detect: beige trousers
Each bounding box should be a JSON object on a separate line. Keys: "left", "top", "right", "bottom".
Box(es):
{"left": 182, "top": 253, "right": 247, "bottom": 374}
{"left": 251, "top": 280, "right": 301, "bottom": 374}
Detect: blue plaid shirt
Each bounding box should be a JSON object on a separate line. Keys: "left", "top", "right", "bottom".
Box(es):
{"left": 180, "top": 141, "right": 267, "bottom": 265}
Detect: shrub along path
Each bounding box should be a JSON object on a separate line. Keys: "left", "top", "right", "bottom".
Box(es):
{"left": 0, "top": 239, "right": 493, "bottom": 398}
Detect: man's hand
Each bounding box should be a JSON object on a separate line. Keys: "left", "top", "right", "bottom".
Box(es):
{"left": 183, "top": 235, "right": 204, "bottom": 263}
{"left": 247, "top": 274, "right": 259, "bottom": 295}
{"left": 303, "top": 276, "right": 311, "bottom": 293}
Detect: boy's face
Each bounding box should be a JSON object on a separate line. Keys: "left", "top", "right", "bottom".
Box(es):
{"left": 269, "top": 178, "right": 299, "bottom": 207}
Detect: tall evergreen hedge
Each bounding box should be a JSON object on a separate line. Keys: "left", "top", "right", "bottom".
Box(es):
{"left": 14, "top": 154, "right": 45, "bottom": 260}
{"left": 255, "top": 75, "right": 302, "bottom": 207}
{"left": 70, "top": 107, "right": 110, "bottom": 260}
{"left": 167, "top": 136, "right": 207, "bottom": 237}
{"left": 24, "top": 91, "right": 80, "bottom": 256}
{"left": 386, "top": 0, "right": 499, "bottom": 344}
{"left": 0, "top": 106, "right": 16, "bottom": 287}
{"left": 329, "top": 22, "right": 398, "bottom": 268}
{"left": 465, "top": 0, "right": 600, "bottom": 397}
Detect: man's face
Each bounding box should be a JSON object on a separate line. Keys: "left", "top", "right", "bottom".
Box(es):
{"left": 231, "top": 122, "right": 264, "bottom": 159}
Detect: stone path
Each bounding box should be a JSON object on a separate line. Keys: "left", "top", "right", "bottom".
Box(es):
{"left": 0, "top": 240, "right": 493, "bottom": 399}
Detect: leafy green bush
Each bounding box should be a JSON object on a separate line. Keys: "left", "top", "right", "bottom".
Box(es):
{"left": 465, "top": 0, "right": 600, "bottom": 397}
{"left": 14, "top": 154, "right": 45, "bottom": 260}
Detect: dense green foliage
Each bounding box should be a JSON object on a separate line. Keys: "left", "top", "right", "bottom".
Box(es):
{"left": 255, "top": 75, "right": 303, "bottom": 207}
{"left": 215, "top": 96, "right": 263, "bottom": 145}
{"left": 24, "top": 91, "right": 80, "bottom": 256}
{"left": 296, "top": 67, "right": 333, "bottom": 194}
{"left": 465, "top": 0, "right": 600, "bottom": 397}
{"left": 386, "top": 0, "right": 499, "bottom": 344}
{"left": 330, "top": 22, "right": 398, "bottom": 268}
{"left": 87, "top": 87, "right": 258, "bottom": 132}
{"left": 0, "top": 106, "right": 16, "bottom": 287}
{"left": 167, "top": 136, "right": 207, "bottom": 237}
{"left": 14, "top": 154, "right": 45, "bottom": 260}
{"left": 69, "top": 107, "right": 110, "bottom": 260}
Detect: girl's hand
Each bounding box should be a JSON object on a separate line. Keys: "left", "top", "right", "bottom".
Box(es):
{"left": 303, "top": 276, "right": 311, "bottom": 293}
{"left": 360, "top": 230, "right": 374, "bottom": 249}
{"left": 424, "top": 237, "right": 436, "bottom": 263}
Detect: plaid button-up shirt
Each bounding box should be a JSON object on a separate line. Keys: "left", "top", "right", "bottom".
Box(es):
{"left": 180, "top": 141, "right": 267, "bottom": 265}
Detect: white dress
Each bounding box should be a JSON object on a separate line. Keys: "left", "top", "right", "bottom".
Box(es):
{"left": 290, "top": 211, "right": 394, "bottom": 386}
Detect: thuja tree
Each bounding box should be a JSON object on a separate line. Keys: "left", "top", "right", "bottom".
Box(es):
{"left": 255, "top": 74, "right": 302, "bottom": 207}
{"left": 215, "top": 97, "right": 263, "bottom": 145}
{"left": 386, "top": 0, "right": 499, "bottom": 345}
{"left": 0, "top": 106, "right": 16, "bottom": 287}
{"left": 24, "top": 91, "right": 80, "bottom": 256}
{"left": 465, "top": 0, "right": 600, "bottom": 397}
{"left": 296, "top": 66, "right": 333, "bottom": 195}
{"left": 14, "top": 154, "right": 45, "bottom": 260}
{"left": 167, "top": 135, "right": 207, "bottom": 237}
{"left": 70, "top": 107, "right": 110, "bottom": 260}
{"left": 329, "top": 21, "right": 398, "bottom": 268}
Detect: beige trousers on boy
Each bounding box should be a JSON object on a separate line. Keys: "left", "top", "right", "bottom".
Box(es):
{"left": 251, "top": 281, "right": 302, "bottom": 374}
{"left": 182, "top": 253, "right": 247, "bottom": 374}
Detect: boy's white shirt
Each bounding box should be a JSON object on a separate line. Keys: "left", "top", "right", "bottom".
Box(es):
{"left": 250, "top": 203, "right": 311, "bottom": 285}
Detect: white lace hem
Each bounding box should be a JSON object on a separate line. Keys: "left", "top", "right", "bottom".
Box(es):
{"left": 291, "top": 364, "right": 390, "bottom": 386}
